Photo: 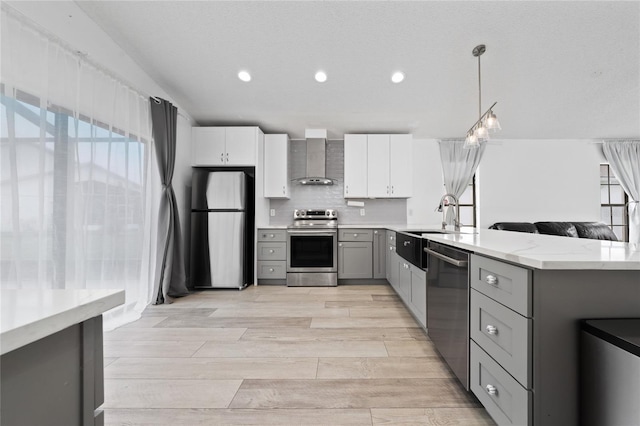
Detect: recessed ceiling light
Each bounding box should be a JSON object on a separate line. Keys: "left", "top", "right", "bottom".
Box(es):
{"left": 391, "top": 71, "right": 405, "bottom": 83}
{"left": 238, "top": 70, "right": 251, "bottom": 82}
{"left": 315, "top": 71, "right": 327, "bottom": 83}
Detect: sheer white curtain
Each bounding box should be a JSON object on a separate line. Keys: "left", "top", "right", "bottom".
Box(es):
{"left": 602, "top": 140, "right": 640, "bottom": 244}
{"left": 1, "top": 5, "right": 157, "bottom": 329}
{"left": 438, "top": 139, "right": 486, "bottom": 225}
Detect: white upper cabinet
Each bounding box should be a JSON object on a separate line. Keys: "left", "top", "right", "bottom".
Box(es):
{"left": 344, "top": 133, "right": 413, "bottom": 198}
{"left": 192, "top": 126, "right": 258, "bottom": 166}
{"left": 367, "top": 135, "right": 391, "bottom": 197}
{"left": 263, "top": 134, "right": 290, "bottom": 198}
{"left": 343, "top": 134, "right": 368, "bottom": 198}
{"left": 389, "top": 134, "right": 412, "bottom": 197}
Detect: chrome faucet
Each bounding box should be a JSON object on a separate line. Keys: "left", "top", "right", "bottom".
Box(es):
{"left": 437, "top": 193, "right": 460, "bottom": 231}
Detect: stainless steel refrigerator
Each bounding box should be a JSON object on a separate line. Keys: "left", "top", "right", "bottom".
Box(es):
{"left": 190, "top": 169, "right": 254, "bottom": 289}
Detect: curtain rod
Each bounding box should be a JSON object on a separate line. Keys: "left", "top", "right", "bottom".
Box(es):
{"left": 1, "top": 3, "right": 190, "bottom": 121}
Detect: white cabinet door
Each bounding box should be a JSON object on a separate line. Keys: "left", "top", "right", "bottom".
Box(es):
{"left": 264, "top": 134, "right": 289, "bottom": 198}
{"left": 225, "top": 127, "right": 257, "bottom": 165}
{"left": 367, "top": 134, "right": 391, "bottom": 197}
{"left": 343, "top": 134, "right": 368, "bottom": 198}
{"left": 389, "top": 134, "right": 412, "bottom": 197}
{"left": 192, "top": 127, "right": 226, "bottom": 165}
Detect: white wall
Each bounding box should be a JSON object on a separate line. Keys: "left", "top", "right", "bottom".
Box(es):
{"left": 407, "top": 139, "right": 446, "bottom": 225}
{"left": 407, "top": 139, "right": 605, "bottom": 229}
{"left": 477, "top": 140, "right": 603, "bottom": 228}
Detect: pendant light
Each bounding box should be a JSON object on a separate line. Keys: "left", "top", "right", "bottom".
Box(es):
{"left": 464, "top": 44, "right": 501, "bottom": 148}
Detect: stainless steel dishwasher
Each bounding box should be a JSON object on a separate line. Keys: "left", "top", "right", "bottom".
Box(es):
{"left": 425, "top": 241, "right": 471, "bottom": 390}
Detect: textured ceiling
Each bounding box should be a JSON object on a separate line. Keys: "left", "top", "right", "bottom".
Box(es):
{"left": 73, "top": 1, "right": 639, "bottom": 140}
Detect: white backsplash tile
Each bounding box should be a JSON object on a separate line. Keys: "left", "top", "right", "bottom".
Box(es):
{"left": 269, "top": 140, "right": 406, "bottom": 226}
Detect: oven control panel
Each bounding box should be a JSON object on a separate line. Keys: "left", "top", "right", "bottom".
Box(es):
{"left": 293, "top": 209, "right": 337, "bottom": 219}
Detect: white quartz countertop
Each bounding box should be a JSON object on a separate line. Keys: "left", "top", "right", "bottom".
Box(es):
{"left": 0, "top": 289, "right": 125, "bottom": 355}
{"left": 421, "top": 228, "right": 640, "bottom": 270}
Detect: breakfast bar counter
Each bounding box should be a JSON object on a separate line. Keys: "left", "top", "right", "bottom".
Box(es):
{"left": 1, "top": 289, "right": 124, "bottom": 426}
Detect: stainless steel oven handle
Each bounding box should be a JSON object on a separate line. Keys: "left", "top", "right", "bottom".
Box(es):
{"left": 287, "top": 230, "right": 337, "bottom": 236}
{"left": 424, "top": 248, "right": 468, "bottom": 268}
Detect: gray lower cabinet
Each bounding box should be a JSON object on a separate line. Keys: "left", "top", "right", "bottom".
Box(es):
{"left": 338, "top": 229, "right": 374, "bottom": 280}
{"left": 396, "top": 259, "right": 426, "bottom": 328}
{"left": 372, "top": 229, "right": 386, "bottom": 279}
{"left": 1, "top": 316, "right": 105, "bottom": 426}
{"left": 410, "top": 266, "right": 426, "bottom": 327}
{"left": 257, "top": 229, "right": 287, "bottom": 281}
{"left": 338, "top": 241, "right": 373, "bottom": 279}
{"left": 469, "top": 252, "right": 640, "bottom": 425}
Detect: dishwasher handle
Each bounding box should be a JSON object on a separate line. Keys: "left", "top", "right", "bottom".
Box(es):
{"left": 424, "top": 247, "right": 468, "bottom": 268}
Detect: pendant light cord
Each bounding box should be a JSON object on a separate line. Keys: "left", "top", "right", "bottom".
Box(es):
{"left": 478, "top": 54, "right": 482, "bottom": 119}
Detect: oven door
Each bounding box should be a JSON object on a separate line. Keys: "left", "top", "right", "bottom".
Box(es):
{"left": 287, "top": 229, "right": 337, "bottom": 272}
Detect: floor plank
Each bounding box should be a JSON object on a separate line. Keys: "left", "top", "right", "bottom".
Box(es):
{"left": 371, "top": 407, "right": 495, "bottom": 425}
{"left": 104, "top": 408, "right": 373, "bottom": 425}
{"left": 193, "top": 340, "right": 389, "bottom": 358}
{"left": 104, "top": 327, "right": 246, "bottom": 342}
{"left": 239, "top": 327, "right": 420, "bottom": 342}
{"left": 105, "top": 357, "right": 318, "bottom": 380}
{"left": 229, "top": 378, "right": 481, "bottom": 409}
{"left": 103, "top": 340, "right": 205, "bottom": 358}
{"left": 316, "top": 357, "right": 454, "bottom": 379}
{"left": 104, "top": 379, "right": 242, "bottom": 408}
{"left": 155, "top": 316, "right": 312, "bottom": 328}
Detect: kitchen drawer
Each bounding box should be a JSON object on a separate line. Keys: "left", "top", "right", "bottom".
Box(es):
{"left": 339, "top": 229, "right": 373, "bottom": 242}
{"left": 471, "top": 289, "right": 531, "bottom": 388}
{"left": 257, "top": 261, "right": 286, "bottom": 279}
{"left": 387, "top": 230, "right": 396, "bottom": 247}
{"left": 257, "top": 242, "right": 286, "bottom": 260}
{"left": 470, "top": 341, "right": 532, "bottom": 426}
{"left": 470, "top": 254, "right": 532, "bottom": 317}
{"left": 257, "top": 229, "right": 286, "bottom": 242}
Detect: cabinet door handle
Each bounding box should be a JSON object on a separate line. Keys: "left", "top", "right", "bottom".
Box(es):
{"left": 486, "top": 325, "right": 498, "bottom": 335}
{"left": 226, "top": 152, "right": 229, "bottom": 162}
{"left": 282, "top": 186, "right": 286, "bottom": 194}
{"left": 485, "top": 384, "right": 498, "bottom": 396}
{"left": 485, "top": 275, "right": 498, "bottom": 285}
{"left": 389, "top": 246, "right": 394, "bottom": 251}
{"left": 339, "top": 243, "right": 343, "bottom": 247}
{"left": 346, "top": 185, "right": 349, "bottom": 194}
{"left": 403, "top": 241, "right": 410, "bottom": 246}
{"left": 374, "top": 230, "right": 378, "bottom": 234}
{"left": 387, "top": 185, "right": 390, "bottom": 194}
{"left": 391, "top": 185, "right": 394, "bottom": 194}
{"left": 220, "top": 153, "right": 224, "bottom": 163}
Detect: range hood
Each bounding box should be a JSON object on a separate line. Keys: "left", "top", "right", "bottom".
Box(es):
{"left": 294, "top": 130, "right": 335, "bottom": 185}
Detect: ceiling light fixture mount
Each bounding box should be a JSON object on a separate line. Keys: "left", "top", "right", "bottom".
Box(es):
{"left": 391, "top": 71, "right": 405, "bottom": 83}
{"left": 315, "top": 71, "right": 327, "bottom": 83}
{"left": 238, "top": 70, "right": 251, "bottom": 82}
{"left": 464, "top": 44, "right": 500, "bottom": 148}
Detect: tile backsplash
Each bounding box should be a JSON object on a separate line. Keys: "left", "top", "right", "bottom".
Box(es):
{"left": 269, "top": 139, "right": 407, "bottom": 225}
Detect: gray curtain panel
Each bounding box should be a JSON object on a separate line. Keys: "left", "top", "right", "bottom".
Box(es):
{"left": 150, "top": 97, "right": 189, "bottom": 304}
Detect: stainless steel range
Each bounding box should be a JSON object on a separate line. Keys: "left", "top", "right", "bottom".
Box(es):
{"left": 286, "top": 209, "right": 338, "bottom": 287}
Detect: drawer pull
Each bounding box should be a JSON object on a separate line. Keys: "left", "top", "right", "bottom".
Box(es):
{"left": 269, "top": 249, "right": 274, "bottom": 253}
{"left": 485, "top": 274, "right": 498, "bottom": 285}
{"left": 486, "top": 325, "right": 498, "bottom": 335}
{"left": 353, "top": 233, "right": 358, "bottom": 237}
{"left": 485, "top": 384, "right": 498, "bottom": 396}
{"left": 403, "top": 241, "right": 410, "bottom": 246}
{"left": 269, "top": 268, "right": 274, "bottom": 272}
{"left": 269, "top": 234, "right": 275, "bottom": 238}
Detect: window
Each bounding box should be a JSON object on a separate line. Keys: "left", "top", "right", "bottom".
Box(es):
{"left": 458, "top": 175, "right": 477, "bottom": 227}
{"left": 1, "top": 89, "right": 149, "bottom": 287}
{"left": 600, "top": 164, "right": 629, "bottom": 241}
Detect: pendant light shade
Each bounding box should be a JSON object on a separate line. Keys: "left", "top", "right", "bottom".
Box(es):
{"left": 464, "top": 44, "right": 501, "bottom": 148}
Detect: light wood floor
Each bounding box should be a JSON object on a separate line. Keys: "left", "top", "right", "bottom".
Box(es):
{"left": 103, "top": 284, "right": 496, "bottom": 425}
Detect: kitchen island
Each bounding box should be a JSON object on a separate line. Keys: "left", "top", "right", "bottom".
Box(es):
{"left": 0, "top": 289, "right": 125, "bottom": 426}
{"left": 416, "top": 228, "right": 639, "bottom": 426}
